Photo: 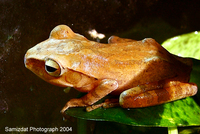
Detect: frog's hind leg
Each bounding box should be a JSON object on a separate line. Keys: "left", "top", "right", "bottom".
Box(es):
{"left": 86, "top": 82, "right": 160, "bottom": 111}
{"left": 119, "top": 81, "right": 197, "bottom": 108}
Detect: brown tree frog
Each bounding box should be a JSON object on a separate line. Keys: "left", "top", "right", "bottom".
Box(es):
{"left": 24, "top": 25, "right": 198, "bottom": 114}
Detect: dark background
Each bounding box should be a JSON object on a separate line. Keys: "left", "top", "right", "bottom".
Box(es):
{"left": 0, "top": 0, "right": 200, "bottom": 133}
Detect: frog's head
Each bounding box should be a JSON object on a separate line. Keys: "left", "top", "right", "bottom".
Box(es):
{"left": 24, "top": 25, "right": 87, "bottom": 87}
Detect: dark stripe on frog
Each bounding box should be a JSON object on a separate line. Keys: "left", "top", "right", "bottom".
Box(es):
{"left": 154, "top": 88, "right": 170, "bottom": 104}
{"left": 91, "top": 90, "right": 101, "bottom": 99}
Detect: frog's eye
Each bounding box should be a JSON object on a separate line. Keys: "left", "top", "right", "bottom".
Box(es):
{"left": 45, "top": 59, "right": 61, "bottom": 77}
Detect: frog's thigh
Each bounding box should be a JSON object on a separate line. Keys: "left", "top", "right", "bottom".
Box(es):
{"left": 119, "top": 81, "right": 197, "bottom": 108}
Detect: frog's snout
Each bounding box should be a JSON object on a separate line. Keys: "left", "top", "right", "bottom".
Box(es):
{"left": 24, "top": 48, "right": 38, "bottom": 69}
{"left": 24, "top": 52, "right": 31, "bottom": 69}
{"left": 24, "top": 55, "right": 28, "bottom": 68}
{"left": 24, "top": 51, "right": 34, "bottom": 70}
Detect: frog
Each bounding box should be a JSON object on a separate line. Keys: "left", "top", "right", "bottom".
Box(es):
{"left": 24, "top": 25, "right": 198, "bottom": 114}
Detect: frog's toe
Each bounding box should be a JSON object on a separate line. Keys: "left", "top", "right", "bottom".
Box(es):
{"left": 60, "top": 105, "right": 69, "bottom": 114}
{"left": 86, "top": 103, "right": 104, "bottom": 112}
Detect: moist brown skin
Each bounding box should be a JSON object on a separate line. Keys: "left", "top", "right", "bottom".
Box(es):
{"left": 24, "top": 25, "right": 198, "bottom": 113}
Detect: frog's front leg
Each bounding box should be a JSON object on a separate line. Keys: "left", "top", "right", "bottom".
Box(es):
{"left": 119, "top": 81, "right": 197, "bottom": 108}
{"left": 61, "top": 79, "right": 118, "bottom": 114}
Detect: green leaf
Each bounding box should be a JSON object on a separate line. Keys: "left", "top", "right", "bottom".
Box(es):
{"left": 66, "top": 97, "right": 200, "bottom": 127}
{"left": 66, "top": 33, "right": 200, "bottom": 127}
{"left": 190, "top": 59, "right": 200, "bottom": 103}
{"left": 162, "top": 31, "right": 200, "bottom": 59}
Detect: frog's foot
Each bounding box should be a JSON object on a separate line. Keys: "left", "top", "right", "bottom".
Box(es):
{"left": 61, "top": 98, "right": 119, "bottom": 113}
{"left": 60, "top": 105, "right": 69, "bottom": 115}
{"left": 86, "top": 99, "right": 119, "bottom": 112}
{"left": 86, "top": 103, "right": 104, "bottom": 112}
{"left": 119, "top": 81, "right": 197, "bottom": 108}
{"left": 60, "top": 105, "right": 70, "bottom": 121}
{"left": 60, "top": 98, "right": 88, "bottom": 118}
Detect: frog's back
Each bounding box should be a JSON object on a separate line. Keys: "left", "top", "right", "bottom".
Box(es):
{"left": 64, "top": 38, "right": 191, "bottom": 88}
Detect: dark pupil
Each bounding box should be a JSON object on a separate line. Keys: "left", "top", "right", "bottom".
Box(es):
{"left": 45, "top": 65, "right": 57, "bottom": 72}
